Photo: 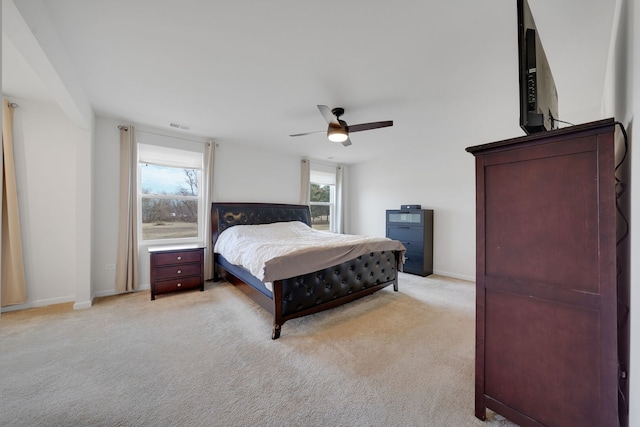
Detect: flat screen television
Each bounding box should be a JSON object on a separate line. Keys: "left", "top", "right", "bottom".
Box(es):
{"left": 517, "top": 0, "right": 558, "bottom": 134}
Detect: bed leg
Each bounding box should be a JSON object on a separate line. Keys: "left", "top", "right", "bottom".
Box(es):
{"left": 394, "top": 253, "right": 401, "bottom": 292}
{"left": 213, "top": 255, "right": 221, "bottom": 282}
{"left": 272, "top": 324, "right": 281, "bottom": 340}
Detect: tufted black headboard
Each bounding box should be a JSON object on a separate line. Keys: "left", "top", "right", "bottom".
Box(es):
{"left": 211, "top": 202, "right": 312, "bottom": 248}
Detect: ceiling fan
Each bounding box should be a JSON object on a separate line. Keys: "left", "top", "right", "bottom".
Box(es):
{"left": 290, "top": 105, "right": 393, "bottom": 146}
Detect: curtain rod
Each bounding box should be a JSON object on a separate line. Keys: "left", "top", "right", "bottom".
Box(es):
{"left": 8, "top": 102, "right": 18, "bottom": 108}
{"left": 136, "top": 128, "right": 211, "bottom": 145}
{"left": 117, "top": 125, "right": 216, "bottom": 146}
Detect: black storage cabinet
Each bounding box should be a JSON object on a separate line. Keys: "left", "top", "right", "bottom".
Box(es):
{"left": 386, "top": 209, "right": 433, "bottom": 276}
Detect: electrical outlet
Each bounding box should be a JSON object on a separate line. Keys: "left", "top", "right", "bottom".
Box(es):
{"left": 105, "top": 264, "right": 116, "bottom": 270}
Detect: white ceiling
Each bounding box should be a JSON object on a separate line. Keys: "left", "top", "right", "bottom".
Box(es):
{"left": 2, "top": 0, "right": 617, "bottom": 164}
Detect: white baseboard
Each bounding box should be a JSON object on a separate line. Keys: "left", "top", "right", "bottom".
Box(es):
{"left": 94, "top": 289, "right": 121, "bottom": 298}
{"left": 432, "top": 270, "right": 475, "bottom": 282}
{"left": 1, "top": 285, "right": 152, "bottom": 313}
{"left": 73, "top": 299, "right": 94, "bottom": 310}
{"left": 1, "top": 295, "right": 75, "bottom": 313}
{"left": 94, "top": 284, "right": 150, "bottom": 298}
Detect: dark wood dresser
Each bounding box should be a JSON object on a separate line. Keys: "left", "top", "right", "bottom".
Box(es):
{"left": 466, "top": 118, "right": 628, "bottom": 427}
{"left": 385, "top": 209, "right": 433, "bottom": 276}
{"left": 149, "top": 245, "right": 205, "bottom": 300}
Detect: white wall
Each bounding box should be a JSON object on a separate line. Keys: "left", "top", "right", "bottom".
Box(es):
{"left": 611, "top": 1, "right": 637, "bottom": 426}
{"left": 212, "top": 141, "right": 301, "bottom": 204}
{"left": 91, "top": 116, "right": 121, "bottom": 297}
{"left": 5, "top": 97, "right": 88, "bottom": 309}
{"left": 345, "top": 14, "right": 523, "bottom": 282}
{"left": 91, "top": 116, "right": 303, "bottom": 296}
{"left": 73, "top": 114, "right": 94, "bottom": 309}
{"left": 596, "top": 0, "right": 634, "bottom": 425}
{"left": 348, "top": 143, "right": 477, "bottom": 281}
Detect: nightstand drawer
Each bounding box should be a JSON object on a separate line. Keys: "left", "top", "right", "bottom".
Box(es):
{"left": 154, "top": 276, "right": 203, "bottom": 295}
{"left": 153, "top": 250, "right": 202, "bottom": 266}
{"left": 155, "top": 262, "right": 202, "bottom": 280}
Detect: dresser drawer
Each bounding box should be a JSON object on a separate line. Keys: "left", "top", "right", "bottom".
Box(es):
{"left": 154, "top": 276, "right": 203, "bottom": 295}
{"left": 387, "top": 226, "right": 424, "bottom": 243}
{"left": 403, "top": 256, "right": 424, "bottom": 274}
{"left": 155, "top": 262, "right": 202, "bottom": 280}
{"left": 386, "top": 211, "right": 425, "bottom": 226}
{"left": 153, "top": 250, "right": 202, "bottom": 266}
{"left": 397, "top": 239, "right": 423, "bottom": 253}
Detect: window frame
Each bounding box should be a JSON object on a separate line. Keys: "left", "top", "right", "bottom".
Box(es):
{"left": 309, "top": 167, "right": 337, "bottom": 233}
{"left": 137, "top": 142, "right": 205, "bottom": 245}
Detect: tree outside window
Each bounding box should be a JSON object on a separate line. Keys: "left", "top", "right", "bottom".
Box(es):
{"left": 140, "top": 164, "right": 201, "bottom": 241}
{"left": 310, "top": 182, "right": 334, "bottom": 231}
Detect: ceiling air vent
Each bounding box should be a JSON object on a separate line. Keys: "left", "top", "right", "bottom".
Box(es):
{"left": 169, "top": 122, "right": 190, "bottom": 130}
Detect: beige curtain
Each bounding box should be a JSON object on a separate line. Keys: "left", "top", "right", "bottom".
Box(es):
{"left": 300, "top": 159, "right": 310, "bottom": 205}
{"left": 115, "top": 125, "right": 139, "bottom": 292}
{"left": 335, "top": 164, "right": 345, "bottom": 234}
{"left": 1, "top": 101, "right": 27, "bottom": 306}
{"left": 203, "top": 141, "right": 216, "bottom": 280}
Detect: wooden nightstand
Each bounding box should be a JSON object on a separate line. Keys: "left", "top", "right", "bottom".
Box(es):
{"left": 149, "top": 245, "right": 205, "bottom": 300}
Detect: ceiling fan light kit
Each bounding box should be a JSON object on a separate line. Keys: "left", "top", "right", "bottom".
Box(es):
{"left": 327, "top": 124, "right": 349, "bottom": 143}
{"left": 289, "top": 105, "right": 393, "bottom": 147}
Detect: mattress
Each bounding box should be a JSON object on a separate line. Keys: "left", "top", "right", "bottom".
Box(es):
{"left": 214, "top": 221, "right": 405, "bottom": 285}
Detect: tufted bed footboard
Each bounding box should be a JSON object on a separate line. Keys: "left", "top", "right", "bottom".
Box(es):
{"left": 211, "top": 202, "right": 401, "bottom": 339}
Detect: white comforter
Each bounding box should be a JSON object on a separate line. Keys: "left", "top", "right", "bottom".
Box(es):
{"left": 214, "top": 221, "right": 405, "bottom": 284}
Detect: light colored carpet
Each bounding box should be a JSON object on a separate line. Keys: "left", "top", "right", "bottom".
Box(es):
{"left": 0, "top": 273, "right": 517, "bottom": 426}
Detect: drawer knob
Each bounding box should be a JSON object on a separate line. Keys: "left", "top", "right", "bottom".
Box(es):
{"left": 177, "top": 270, "right": 182, "bottom": 274}
{"left": 177, "top": 283, "right": 182, "bottom": 287}
{"left": 177, "top": 256, "right": 182, "bottom": 260}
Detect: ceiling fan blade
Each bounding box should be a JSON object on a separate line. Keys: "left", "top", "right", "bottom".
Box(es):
{"left": 346, "top": 120, "right": 393, "bottom": 133}
{"left": 289, "top": 130, "right": 324, "bottom": 137}
{"left": 341, "top": 137, "right": 352, "bottom": 147}
{"left": 317, "top": 105, "right": 338, "bottom": 124}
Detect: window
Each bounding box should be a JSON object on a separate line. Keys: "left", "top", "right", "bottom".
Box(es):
{"left": 138, "top": 139, "right": 205, "bottom": 242}
{"left": 309, "top": 167, "right": 337, "bottom": 232}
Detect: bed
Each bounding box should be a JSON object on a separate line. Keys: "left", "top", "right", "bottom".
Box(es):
{"left": 211, "top": 202, "right": 405, "bottom": 339}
